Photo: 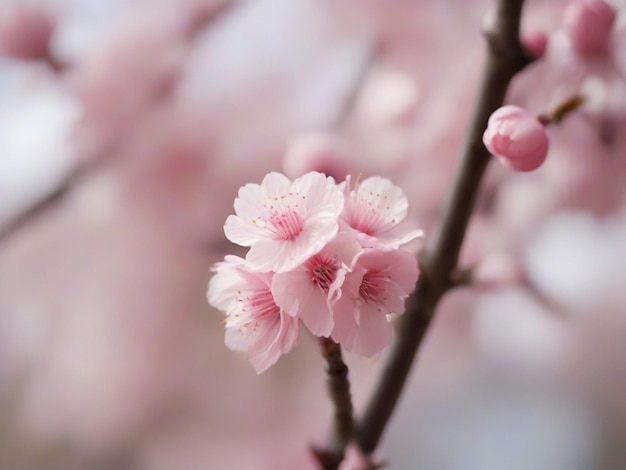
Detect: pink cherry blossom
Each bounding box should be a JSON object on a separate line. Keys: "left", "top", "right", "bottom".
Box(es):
{"left": 271, "top": 232, "right": 362, "bottom": 337}
{"left": 332, "top": 248, "right": 419, "bottom": 356}
{"left": 282, "top": 131, "right": 354, "bottom": 182}
{"left": 224, "top": 171, "right": 344, "bottom": 273}
{"left": 564, "top": 0, "right": 616, "bottom": 57}
{"left": 0, "top": 5, "right": 55, "bottom": 60}
{"left": 207, "top": 255, "right": 299, "bottom": 373}
{"left": 339, "top": 174, "right": 423, "bottom": 248}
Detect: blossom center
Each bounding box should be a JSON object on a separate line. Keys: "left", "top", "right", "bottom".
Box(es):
{"left": 307, "top": 255, "right": 339, "bottom": 291}
{"left": 359, "top": 270, "right": 389, "bottom": 304}
{"left": 266, "top": 209, "right": 304, "bottom": 241}
{"left": 348, "top": 194, "right": 393, "bottom": 235}
{"left": 236, "top": 289, "right": 280, "bottom": 334}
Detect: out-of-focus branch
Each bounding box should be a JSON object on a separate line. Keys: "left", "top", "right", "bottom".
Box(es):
{"left": 312, "top": 338, "right": 355, "bottom": 470}
{"left": 0, "top": 1, "right": 243, "bottom": 244}
{"left": 354, "top": 0, "right": 533, "bottom": 454}
{"left": 186, "top": 0, "right": 244, "bottom": 39}
{"left": 327, "top": 36, "right": 382, "bottom": 130}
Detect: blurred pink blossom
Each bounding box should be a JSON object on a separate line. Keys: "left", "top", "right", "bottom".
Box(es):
{"left": 564, "top": 0, "right": 616, "bottom": 57}
{"left": 0, "top": 5, "right": 55, "bottom": 60}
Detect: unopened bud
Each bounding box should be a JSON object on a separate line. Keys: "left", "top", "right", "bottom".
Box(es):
{"left": 522, "top": 31, "right": 548, "bottom": 59}
{"left": 0, "top": 6, "right": 54, "bottom": 60}
{"left": 564, "top": 0, "right": 616, "bottom": 56}
{"left": 283, "top": 132, "right": 353, "bottom": 181}
{"left": 483, "top": 105, "right": 549, "bottom": 172}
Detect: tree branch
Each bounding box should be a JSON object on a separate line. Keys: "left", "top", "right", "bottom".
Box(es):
{"left": 355, "top": 0, "right": 532, "bottom": 454}
{"left": 312, "top": 338, "right": 355, "bottom": 470}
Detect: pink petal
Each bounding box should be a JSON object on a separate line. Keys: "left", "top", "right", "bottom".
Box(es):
{"left": 223, "top": 214, "right": 268, "bottom": 246}
{"left": 352, "top": 304, "right": 393, "bottom": 356}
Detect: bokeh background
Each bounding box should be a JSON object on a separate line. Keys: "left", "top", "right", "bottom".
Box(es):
{"left": 2, "top": 0, "right": 626, "bottom": 468}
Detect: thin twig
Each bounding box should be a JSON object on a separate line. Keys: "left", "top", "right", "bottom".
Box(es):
{"left": 538, "top": 94, "right": 585, "bottom": 125}
{"left": 312, "top": 338, "right": 355, "bottom": 470}
{"left": 354, "top": 0, "right": 533, "bottom": 454}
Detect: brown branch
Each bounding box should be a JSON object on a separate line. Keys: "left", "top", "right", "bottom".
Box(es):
{"left": 312, "top": 338, "right": 355, "bottom": 470}
{"left": 354, "top": 0, "right": 533, "bottom": 454}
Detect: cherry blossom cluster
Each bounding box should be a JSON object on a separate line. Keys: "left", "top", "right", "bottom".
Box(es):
{"left": 208, "top": 171, "right": 422, "bottom": 373}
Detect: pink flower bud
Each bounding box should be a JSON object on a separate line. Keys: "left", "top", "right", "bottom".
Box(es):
{"left": 522, "top": 31, "right": 548, "bottom": 59}
{"left": 564, "top": 0, "right": 616, "bottom": 57}
{"left": 283, "top": 132, "right": 353, "bottom": 181}
{"left": 483, "top": 105, "right": 549, "bottom": 172}
{"left": 0, "top": 6, "right": 54, "bottom": 60}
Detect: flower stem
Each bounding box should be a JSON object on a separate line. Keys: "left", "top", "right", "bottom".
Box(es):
{"left": 313, "top": 337, "right": 354, "bottom": 470}
{"left": 354, "top": 0, "right": 533, "bottom": 454}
